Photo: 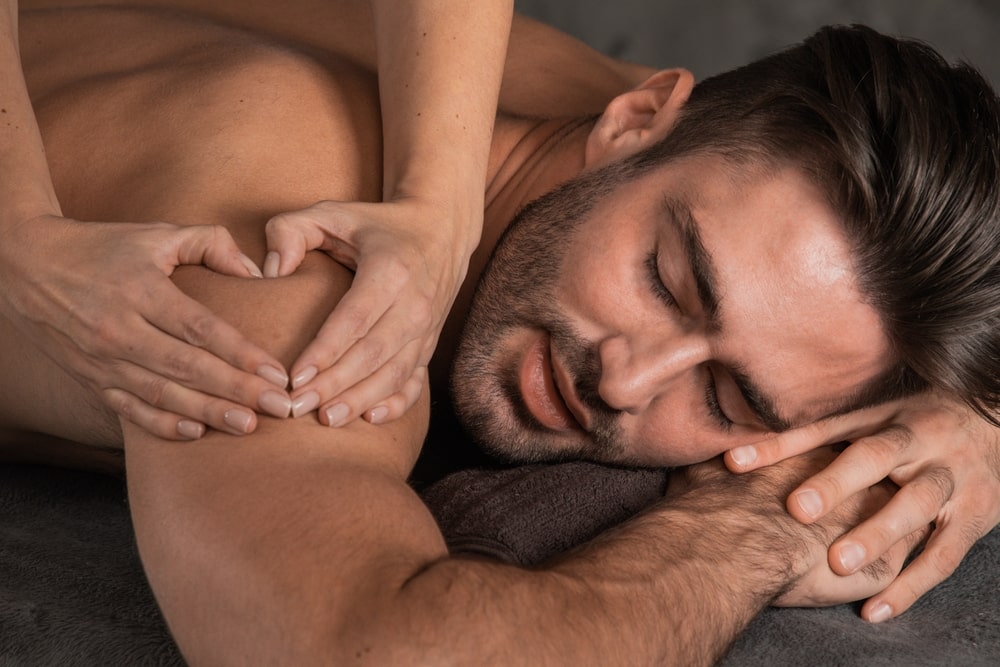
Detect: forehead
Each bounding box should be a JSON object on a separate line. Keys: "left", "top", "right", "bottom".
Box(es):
{"left": 660, "top": 156, "right": 891, "bottom": 425}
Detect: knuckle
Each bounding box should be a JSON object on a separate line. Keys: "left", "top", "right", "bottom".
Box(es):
{"left": 89, "top": 317, "right": 124, "bottom": 355}
{"left": 866, "top": 520, "right": 902, "bottom": 553}
{"left": 139, "top": 376, "right": 170, "bottom": 408}
{"left": 339, "top": 305, "right": 371, "bottom": 341}
{"left": 959, "top": 517, "right": 988, "bottom": 548}
{"left": 406, "top": 300, "right": 433, "bottom": 331}
{"left": 404, "top": 368, "right": 426, "bottom": 398}
{"left": 881, "top": 424, "right": 915, "bottom": 451}
{"left": 180, "top": 314, "right": 216, "bottom": 348}
{"left": 923, "top": 467, "right": 956, "bottom": 504}
{"left": 904, "top": 527, "right": 929, "bottom": 555}
{"left": 380, "top": 256, "right": 412, "bottom": 287}
{"left": 266, "top": 213, "right": 294, "bottom": 235}
{"left": 163, "top": 351, "right": 196, "bottom": 384}
{"left": 383, "top": 359, "right": 409, "bottom": 391}
{"left": 362, "top": 340, "right": 386, "bottom": 374}
{"left": 911, "top": 494, "right": 943, "bottom": 526}
{"left": 860, "top": 426, "right": 912, "bottom": 469}
{"left": 206, "top": 223, "right": 233, "bottom": 245}
{"left": 926, "top": 544, "right": 963, "bottom": 580}
{"left": 105, "top": 389, "right": 134, "bottom": 421}
{"left": 224, "top": 375, "right": 255, "bottom": 406}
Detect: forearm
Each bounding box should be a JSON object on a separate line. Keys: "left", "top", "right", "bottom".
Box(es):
{"left": 129, "top": 426, "right": 807, "bottom": 665}
{"left": 0, "top": 1, "right": 61, "bottom": 227}
{"left": 387, "top": 495, "right": 799, "bottom": 666}
{"left": 369, "top": 0, "right": 512, "bottom": 252}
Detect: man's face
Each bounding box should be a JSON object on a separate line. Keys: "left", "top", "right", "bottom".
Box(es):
{"left": 452, "top": 154, "right": 890, "bottom": 467}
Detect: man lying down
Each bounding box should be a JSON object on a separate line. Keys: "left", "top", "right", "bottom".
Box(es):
{"left": 3, "top": 2, "right": 1000, "bottom": 665}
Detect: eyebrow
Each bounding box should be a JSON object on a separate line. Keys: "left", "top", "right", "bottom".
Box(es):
{"left": 661, "top": 196, "right": 793, "bottom": 433}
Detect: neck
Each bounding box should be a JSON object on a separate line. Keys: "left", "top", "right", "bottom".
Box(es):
{"left": 475, "top": 114, "right": 592, "bottom": 283}
{"left": 432, "top": 114, "right": 593, "bottom": 386}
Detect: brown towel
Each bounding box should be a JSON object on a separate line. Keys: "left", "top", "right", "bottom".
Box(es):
{"left": 422, "top": 460, "right": 667, "bottom": 565}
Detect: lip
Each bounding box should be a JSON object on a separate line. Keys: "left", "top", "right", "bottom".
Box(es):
{"left": 519, "top": 331, "right": 585, "bottom": 433}
{"left": 549, "top": 346, "right": 593, "bottom": 432}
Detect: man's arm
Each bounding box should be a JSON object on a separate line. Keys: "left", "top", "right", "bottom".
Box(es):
{"left": 125, "top": 430, "right": 749, "bottom": 664}
{"left": 125, "top": 377, "right": 888, "bottom": 665}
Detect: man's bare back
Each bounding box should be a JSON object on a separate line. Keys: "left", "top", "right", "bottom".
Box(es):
{"left": 3, "top": 5, "right": 387, "bottom": 463}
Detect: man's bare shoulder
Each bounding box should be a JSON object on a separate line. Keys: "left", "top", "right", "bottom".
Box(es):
{"left": 22, "top": 5, "right": 383, "bottom": 220}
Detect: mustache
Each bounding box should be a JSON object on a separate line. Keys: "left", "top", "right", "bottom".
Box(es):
{"left": 548, "top": 318, "right": 623, "bottom": 443}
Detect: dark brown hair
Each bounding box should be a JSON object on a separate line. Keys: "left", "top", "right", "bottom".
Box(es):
{"left": 627, "top": 24, "right": 1000, "bottom": 420}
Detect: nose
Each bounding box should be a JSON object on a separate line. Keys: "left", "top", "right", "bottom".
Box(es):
{"left": 597, "top": 332, "right": 711, "bottom": 413}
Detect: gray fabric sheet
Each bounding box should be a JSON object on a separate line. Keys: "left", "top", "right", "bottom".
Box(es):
{"left": 2, "top": 461, "right": 998, "bottom": 665}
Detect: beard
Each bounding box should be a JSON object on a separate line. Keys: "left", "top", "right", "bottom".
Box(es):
{"left": 451, "top": 160, "right": 642, "bottom": 465}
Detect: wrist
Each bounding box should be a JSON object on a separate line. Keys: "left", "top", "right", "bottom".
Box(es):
{"left": 382, "top": 190, "right": 485, "bottom": 254}
{"left": 664, "top": 466, "right": 820, "bottom": 596}
{"left": 1, "top": 195, "right": 63, "bottom": 233}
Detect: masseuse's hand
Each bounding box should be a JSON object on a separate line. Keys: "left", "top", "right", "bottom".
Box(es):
{"left": 264, "top": 197, "right": 474, "bottom": 426}
{"left": 724, "top": 393, "right": 1000, "bottom": 622}
{"left": 671, "top": 449, "right": 926, "bottom": 608}
{"left": 0, "top": 215, "right": 292, "bottom": 439}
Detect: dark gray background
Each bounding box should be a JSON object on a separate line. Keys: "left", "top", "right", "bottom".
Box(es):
{"left": 515, "top": 0, "right": 1000, "bottom": 87}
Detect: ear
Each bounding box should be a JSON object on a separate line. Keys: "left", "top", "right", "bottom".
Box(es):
{"left": 585, "top": 68, "right": 695, "bottom": 168}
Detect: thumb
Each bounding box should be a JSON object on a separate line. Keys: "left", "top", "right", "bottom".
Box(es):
{"left": 174, "top": 224, "right": 263, "bottom": 278}
{"left": 263, "top": 211, "right": 328, "bottom": 277}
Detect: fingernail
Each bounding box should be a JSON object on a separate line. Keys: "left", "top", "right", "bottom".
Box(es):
{"left": 324, "top": 402, "right": 350, "bottom": 427}
{"left": 223, "top": 409, "right": 254, "bottom": 434}
{"left": 291, "top": 391, "right": 320, "bottom": 418}
{"left": 292, "top": 366, "right": 318, "bottom": 389}
{"left": 838, "top": 541, "right": 866, "bottom": 573}
{"left": 238, "top": 253, "right": 264, "bottom": 278}
{"left": 729, "top": 445, "right": 757, "bottom": 468}
{"left": 794, "top": 489, "right": 823, "bottom": 519}
{"left": 256, "top": 364, "right": 289, "bottom": 388}
{"left": 367, "top": 405, "right": 389, "bottom": 425}
{"left": 259, "top": 390, "right": 292, "bottom": 418}
{"left": 868, "top": 601, "right": 893, "bottom": 624}
{"left": 263, "top": 251, "right": 281, "bottom": 278}
{"left": 176, "top": 420, "right": 205, "bottom": 440}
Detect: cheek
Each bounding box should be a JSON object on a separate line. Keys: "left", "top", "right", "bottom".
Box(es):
{"left": 624, "top": 386, "right": 727, "bottom": 466}
{"left": 555, "top": 233, "right": 653, "bottom": 335}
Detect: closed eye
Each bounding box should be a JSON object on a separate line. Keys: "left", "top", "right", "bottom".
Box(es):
{"left": 705, "top": 366, "right": 735, "bottom": 431}
{"left": 646, "top": 251, "right": 679, "bottom": 310}
{"left": 647, "top": 251, "right": 734, "bottom": 432}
